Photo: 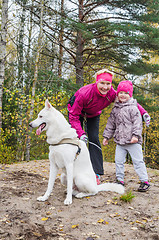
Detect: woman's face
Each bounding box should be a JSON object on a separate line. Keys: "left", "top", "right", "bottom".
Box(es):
{"left": 97, "top": 81, "right": 111, "bottom": 95}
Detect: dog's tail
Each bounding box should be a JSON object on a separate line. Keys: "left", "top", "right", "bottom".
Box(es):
{"left": 97, "top": 182, "right": 124, "bottom": 194}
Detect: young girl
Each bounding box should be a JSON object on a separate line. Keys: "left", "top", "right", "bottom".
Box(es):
{"left": 103, "top": 80, "right": 150, "bottom": 191}
{"left": 68, "top": 70, "right": 150, "bottom": 185}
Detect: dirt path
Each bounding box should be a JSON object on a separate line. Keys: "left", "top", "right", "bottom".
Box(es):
{"left": 0, "top": 160, "right": 159, "bottom": 240}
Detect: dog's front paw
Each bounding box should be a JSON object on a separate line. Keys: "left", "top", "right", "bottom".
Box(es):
{"left": 37, "top": 195, "right": 48, "bottom": 202}
{"left": 64, "top": 198, "right": 72, "bottom": 205}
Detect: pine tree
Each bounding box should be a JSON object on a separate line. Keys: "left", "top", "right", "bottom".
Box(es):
{"left": 29, "top": 0, "right": 159, "bottom": 85}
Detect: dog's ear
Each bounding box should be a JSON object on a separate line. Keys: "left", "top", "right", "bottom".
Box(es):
{"left": 45, "top": 99, "right": 52, "bottom": 109}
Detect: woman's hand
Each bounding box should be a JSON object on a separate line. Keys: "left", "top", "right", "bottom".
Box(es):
{"left": 80, "top": 134, "right": 88, "bottom": 144}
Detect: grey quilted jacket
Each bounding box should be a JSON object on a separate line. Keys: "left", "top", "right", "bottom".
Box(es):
{"left": 103, "top": 98, "right": 143, "bottom": 145}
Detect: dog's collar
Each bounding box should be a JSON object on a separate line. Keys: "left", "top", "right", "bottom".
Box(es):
{"left": 51, "top": 138, "right": 80, "bottom": 147}
{"left": 50, "top": 138, "right": 81, "bottom": 160}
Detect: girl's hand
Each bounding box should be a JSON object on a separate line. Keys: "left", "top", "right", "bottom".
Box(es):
{"left": 131, "top": 136, "right": 138, "bottom": 143}
{"left": 103, "top": 138, "right": 109, "bottom": 145}
{"left": 143, "top": 113, "right": 151, "bottom": 127}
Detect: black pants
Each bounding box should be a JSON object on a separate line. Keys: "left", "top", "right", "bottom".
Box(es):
{"left": 80, "top": 115, "right": 104, "bottom": 175}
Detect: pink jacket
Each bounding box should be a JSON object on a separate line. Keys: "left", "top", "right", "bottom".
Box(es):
{"left": 68, "top": 83, "right": 147, "bottom": 138}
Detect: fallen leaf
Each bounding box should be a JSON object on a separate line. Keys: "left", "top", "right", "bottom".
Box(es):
{"left": 46, "top": 211, "right": 51, "bottom": 215}
{"left": 107, "top": 200, "right": 112, "bottom": 205}
{"left": 97, "top": 219, "right": 109, "bottom": 224}
{"left": 109, "top": 213, "right": 120, "bottom": 218}
{"left": 136, "top": 220, "right": 143, "bottom": 224}
{"left": 72, "top": 224, "right": 79, "bottom": 229}
{"left": 41, "top": 217, "right": 48, "bottom": 221}
{"left": 33, "top": 232, "right": 42, "bottom": 237}
{"left": 97, "top": 219, "right": 105, "bottom": 223}
{"left": 142, "top": 220, "right": 147, "bottom": 223}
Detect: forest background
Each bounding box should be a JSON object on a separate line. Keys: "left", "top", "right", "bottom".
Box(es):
{"left": 0, "top": 0, "right": 159, "bottom": 169}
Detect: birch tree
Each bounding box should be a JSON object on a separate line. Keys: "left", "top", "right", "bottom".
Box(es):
{"left": 0, "top": 0, "right": 8, "bottom": 131}
{"left": 25, "top": 0, "right": 44, "bottom": 161}
{"left": 58, "top": 0, "right": 64, "bottom": 78}
{"left": 31, "top": 0, "right": 44, "bottom": 106}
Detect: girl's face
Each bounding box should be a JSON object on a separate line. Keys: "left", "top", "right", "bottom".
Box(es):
{"left": 118, "top": 91, "right": 130, "bottom": 103}
{"left": 97, "top": 81, "right": 111, "bottom": 95}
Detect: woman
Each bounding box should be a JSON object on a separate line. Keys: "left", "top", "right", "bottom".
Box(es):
{"left": 68, "top": 69, "right": 150, "bottom": 184}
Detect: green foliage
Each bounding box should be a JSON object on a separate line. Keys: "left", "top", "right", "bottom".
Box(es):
{"left": 120, "top": 191, "right": 135, "bottom": 203}
{"left": 0, "top": 130, "right": 17, "bottom": 164}
{"left": 29, "top": 132, "right": 48, "bottom": 161}
{"left": 1, "top": 0, "right": 159, "bottom": 167}
{"left": 144, "top": 112, "right": 159, "bottom": 169}
{"left": 1, "top": 75, "right": 77, "bottom": 163}
{"left": 1, "top": 71, "right": 159, "bottom": 168}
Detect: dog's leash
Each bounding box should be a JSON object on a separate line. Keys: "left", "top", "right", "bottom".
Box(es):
{"left": 88, "top": 141, "right": 102, "bottom": 151}
{"left": 143, "top": 125, "right": 147, "bottom": 161}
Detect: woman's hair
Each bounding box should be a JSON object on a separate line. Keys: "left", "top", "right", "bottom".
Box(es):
{"left": 94, "top": 69, "right": 114, "bottom": 80}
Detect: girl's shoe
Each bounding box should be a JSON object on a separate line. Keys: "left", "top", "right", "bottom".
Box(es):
{"left": 96, "top": 174, "right": 100, "bottom": 185}
{"left": 138, "top": 182, "right": 150, "bottom": 192}
{"left": 116, "top": 179, "right": 124, "bottom": 186}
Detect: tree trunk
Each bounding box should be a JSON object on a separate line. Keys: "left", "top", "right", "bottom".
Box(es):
{"left": 58, "top": 0, "right": 64, "bottom": 78}
{"left": 17, "top": 0, "right": 27, "bottom": 88}
{"left": 26, "top": 0, "right": 44, "bottom": 161}
{"left": 75, "top": 0, "right": 84, "bottom": 87}
{"left": 16, "top": 0, "right": 27, "bottom": 161}
{"left": 25, "top": 0, "right": 33, "bottom": 161}
{"left": 31, "top": 0, "right": 44, "bottom": 102}
{"left": 0, "top": 0, "right": 8, "bottom": 132}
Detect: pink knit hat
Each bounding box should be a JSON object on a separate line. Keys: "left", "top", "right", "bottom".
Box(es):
{"left": 117, "top": 80, "right": 133, "bottom": 97}
{"left": 96, "top": 72, "right": 113, "bottom": 83}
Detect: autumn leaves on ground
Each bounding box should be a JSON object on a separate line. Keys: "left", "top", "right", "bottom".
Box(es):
{"left": 0, "top": 160, "right": 159, "bottom": 240}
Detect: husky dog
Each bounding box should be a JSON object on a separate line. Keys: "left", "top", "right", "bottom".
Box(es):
{"left": 29, "top": 100, "right": 124, "bottom": 205}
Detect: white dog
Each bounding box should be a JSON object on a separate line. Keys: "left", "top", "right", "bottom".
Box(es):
{"left": 29, "top": 100, "right": 124, "bottom": 205}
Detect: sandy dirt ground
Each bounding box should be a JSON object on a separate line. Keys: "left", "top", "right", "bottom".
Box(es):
{"left": 0, "top": 160, "right": 159, "bottom": 240}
